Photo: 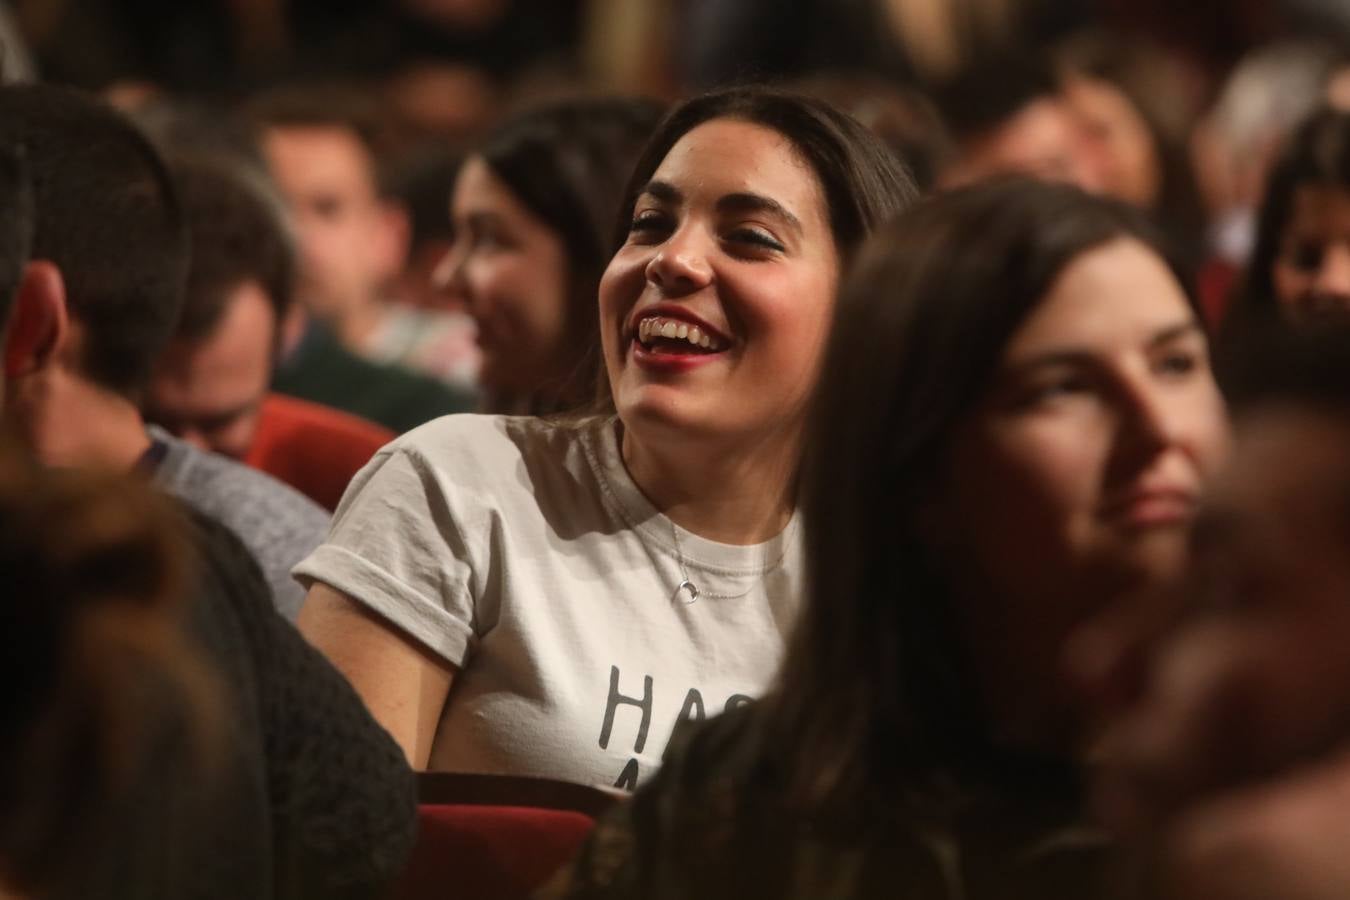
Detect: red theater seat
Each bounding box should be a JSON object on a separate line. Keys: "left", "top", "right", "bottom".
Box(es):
{"left": 389, "top": 773, "right": 618, "bottom": 900}
{"left": 246, "top": 393, "right": 395, "bottom": 511}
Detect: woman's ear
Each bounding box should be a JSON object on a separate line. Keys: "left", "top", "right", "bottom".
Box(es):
{"left": 3, "top": 261, "right": 68, "bottom": 380}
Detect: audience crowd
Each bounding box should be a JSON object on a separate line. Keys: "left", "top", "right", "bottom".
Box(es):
{"left": 4, "top": 2, "right": 1350, "bottom": 898}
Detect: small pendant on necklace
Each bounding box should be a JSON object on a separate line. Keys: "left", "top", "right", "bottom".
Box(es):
{"left": 677, "top": 579, "right": 700, "bottom": 604}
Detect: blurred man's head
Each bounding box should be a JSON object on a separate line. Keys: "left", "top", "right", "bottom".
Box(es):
{"left": 147, "top": 155, "right": 296, "bottom": 459}
{"left": 246, "top": 86, "right": 408, "bottom": 326}
{"left": 0, "top": 84, "right": 187, "bottom": 413}
{"left": 936, "top": 55, "right": 1103, "bottom": 192}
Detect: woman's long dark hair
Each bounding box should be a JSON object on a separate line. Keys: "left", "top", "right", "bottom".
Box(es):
{"left": 1229, "top": 107, "right": 1350, "bottom": 337}
{"left": 477, "top": 96, "right": 665, "bottom": 414}
{"left": 758, "top": 178, "right": 1203, "bottom": 822}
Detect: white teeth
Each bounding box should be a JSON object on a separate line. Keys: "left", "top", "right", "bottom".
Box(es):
{"left": 636, "top": 316, "right": 722, "bottom": 351}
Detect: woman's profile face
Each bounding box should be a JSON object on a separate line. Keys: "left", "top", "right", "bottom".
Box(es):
{"left": 437, "top": 155, "right": 571, "bottom": 394}
{"left": 1272, "top": 184, "right": 1350, "bottom": 322}
{"left": 934, "top": 237, "right": 1230, "bottom": 743}
{"left": 598, "top": 117, "right": 840, "bottom": 445}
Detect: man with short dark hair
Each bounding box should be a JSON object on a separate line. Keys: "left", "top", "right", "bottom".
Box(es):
{"left": 0, "top": 97, "right": 416, "bottom": 898}
{"left": 246, "top": 84, "right": 480, "bottom": 416}
{"left": 0, "top": 83, "right": 327, "bottom": 618}
{"left": 146, "top": 154, "right": 396, "bottom": 510}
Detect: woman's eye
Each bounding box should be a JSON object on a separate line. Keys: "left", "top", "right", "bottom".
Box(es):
{"left": 628, "top": 211, "right": 670, "bottom": 237}
{"left": 470, "top": 228, "right": 504, "bottom": 251}
{"left": 727, "top": 228, "right": 785, "bottom": 253}
{"left": 1022, "top": 376, "right": 1088, "bottom": 406}
{"left": 1288, "top": 241, "right": 1325, "bottom": 272}
{"left": 1156, "top": 350, "right": 1199, "bottom": 376}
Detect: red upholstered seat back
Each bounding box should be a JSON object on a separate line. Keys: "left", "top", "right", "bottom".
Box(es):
{"left": 246, "top": 393, "right": 394, "bottom": 511}
{"left": 389, "top": 774, "right": 617, "bottom": 900}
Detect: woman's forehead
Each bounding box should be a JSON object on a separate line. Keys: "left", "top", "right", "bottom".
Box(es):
{"left": 649, "top": 119, "right": 826, "bottom": 220}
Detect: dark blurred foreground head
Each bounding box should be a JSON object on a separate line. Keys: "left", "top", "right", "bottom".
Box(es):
{"left": 1089, "top": 322, "right": 1350, "bottom": 899}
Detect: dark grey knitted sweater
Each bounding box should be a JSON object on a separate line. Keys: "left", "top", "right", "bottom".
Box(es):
{"left": 50, "top": 509, "right": 417, "bottom": 900}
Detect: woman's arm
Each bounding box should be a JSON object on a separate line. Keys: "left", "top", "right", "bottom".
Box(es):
{"left": 298, "top": 582, "right": 456, "bottom": 770}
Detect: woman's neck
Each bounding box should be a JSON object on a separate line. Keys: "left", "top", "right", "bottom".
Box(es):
{"left": 619, "top": 421, "right": 798, "bottom": 545}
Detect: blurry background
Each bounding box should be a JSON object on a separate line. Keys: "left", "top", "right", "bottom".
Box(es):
{"left": 8, "top": 0, "right": 1350, "bottom": 332}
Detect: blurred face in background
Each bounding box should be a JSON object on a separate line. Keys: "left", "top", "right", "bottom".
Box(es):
{"left": 1064, "top": 74, "right": 1161, "bottom": 210}
{"left": 944, "top": 97, "right": 1105, "bottom": 193}
{"left": 1272, "top": 184, "right": 1350, "bottom": 322}
{"left": 146, "top": 281, "right": 276, "bottom": 460}
{"left": 1187, "top": 406, "right": 1350, "bottom": 742}
{"left": 263, "top": 125, "right": 406, "bottom": 324}
{"left": 437, "top": 155, "right": 571, "bottom": 396}
{"left": 936, "top": 237, "right": 1229, "bottom": 748}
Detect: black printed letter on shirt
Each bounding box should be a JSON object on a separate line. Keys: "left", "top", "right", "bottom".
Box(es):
{"left": 677, "top": 688, "right": 706, "bottom": 723}
{"left": 599, "top": 665, "right": 652, "bottom": 753}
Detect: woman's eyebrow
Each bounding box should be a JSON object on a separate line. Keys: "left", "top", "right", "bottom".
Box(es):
{"left": 716, "top": 192, "right": 803, "bottom": 235}
{"left": 637, "top": 181, "right": 803, "bottom": 235}
{"left": 1000, "top": 320, "right": 1204, "bottom": 374}
{"left": 638, "top": 180, "right": 681, "bottom": 204}
{"left": 1147, "top": 320, "right": 1204, "bottom": 348}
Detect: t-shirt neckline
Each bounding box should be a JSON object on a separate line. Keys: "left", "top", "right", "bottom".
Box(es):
{"left": 580, "top": 415, "right": 800, "bottom": 578}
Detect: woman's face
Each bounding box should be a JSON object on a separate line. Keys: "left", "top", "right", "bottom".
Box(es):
{"left": 1272, "top": 184, "right": 1350, "bottom": 322}
{"left": 438, "top": 155, "right": 571, "bottom": 394}
{"left": 936, "top": 237, "right": 1230, "bottom": 746}
{"left": 598, "top": 118, "right": 840, "bottom": 447}
{"left": 1064, "top": 75, "right": 1161, "bottom": 209}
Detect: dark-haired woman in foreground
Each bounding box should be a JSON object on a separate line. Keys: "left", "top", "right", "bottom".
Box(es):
{"left": 296, "top": 87, "right": 916, "bottom": 788}
{"left": 551, "top": 179, "right": 1230, "bottom": 898}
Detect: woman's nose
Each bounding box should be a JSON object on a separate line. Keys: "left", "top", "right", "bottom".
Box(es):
{"left": 644, "top": 229, "right": 713, "bottom": 295}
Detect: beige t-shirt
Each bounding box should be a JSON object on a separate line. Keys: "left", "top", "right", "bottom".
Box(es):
{"left": 293, "top": 414, "right": 803, "bottom": 789}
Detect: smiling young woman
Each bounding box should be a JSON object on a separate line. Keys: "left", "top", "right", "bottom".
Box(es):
{"left": 293, "top": 86, "right": 916, "bottom": 788}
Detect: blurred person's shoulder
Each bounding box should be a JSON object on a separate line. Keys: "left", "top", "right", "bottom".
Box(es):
{"left": 149, "top": 425, "right": 329, "bottom": 617}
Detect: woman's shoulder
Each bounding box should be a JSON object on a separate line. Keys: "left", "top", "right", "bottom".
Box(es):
{"left": 381, "top": 413, "right": 588, "bottom": 471}
{"left": 364, "top": 414, "right": 615, "bottom": 521}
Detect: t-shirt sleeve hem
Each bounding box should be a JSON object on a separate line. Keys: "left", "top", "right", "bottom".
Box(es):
{"left": 293, "top": 544, "right": 473, "bottom": 668}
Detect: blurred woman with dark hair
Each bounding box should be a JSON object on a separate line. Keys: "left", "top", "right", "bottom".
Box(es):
{"left": 1230, "top": 107, "right": 1350, "bottom": 332}
{"left": 436, "top": 96, "right": 665, "bottom": 415}
{"left": 553, "top": 179, "right": 1230, "bottom": 898}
